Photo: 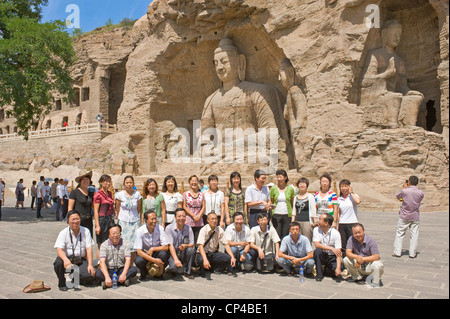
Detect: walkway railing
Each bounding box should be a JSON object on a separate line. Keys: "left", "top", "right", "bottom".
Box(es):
{"left": 0, "top": 123, "right": 117, "bottom": 141}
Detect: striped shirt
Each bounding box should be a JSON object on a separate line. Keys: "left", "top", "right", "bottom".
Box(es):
{"left": 99, "top": 238, "right": 131, "bottom": 270}
{"left": 314, "top": 191, "right": 338, "bottom": 216}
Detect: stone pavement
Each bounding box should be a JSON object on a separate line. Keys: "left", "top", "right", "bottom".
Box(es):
{"left": 0, "top": 196, "right": 448, "bottom": 300}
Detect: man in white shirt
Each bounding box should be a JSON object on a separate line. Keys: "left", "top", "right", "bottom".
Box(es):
{"left": 61, "top": 178, "right": 70, "bottom": 221}
{"left": 134, "top": 211, "right": 169, "bottom": 279}
{"left": 50, "top": 178, "right": 59, "bottom": 214}
{"left": 196, "top": 212, "right": 236, "bottom": 278}
{"left": 36, "top": 176, "right": 45, "bottom": 218}
{"left": 249, "top": 213, "right": 281, "bottom": 272}
{"left": 53, "top": 211, "right": 96, "bottom": 291}
{"left": 245, "top": 169, "right": 272, "bottom": 228}
{"left": 225, "top": 212, "right": 255, "bottom": 272}
{"left": 313, "top": 213, "right": 343, "bottom": 281}
{"left": 55, "top": 178, "right": 64, "bottom": 221}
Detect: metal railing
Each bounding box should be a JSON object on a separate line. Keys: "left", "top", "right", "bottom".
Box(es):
{"left": 0, "top": 122, "right": 117, "bottom": 141}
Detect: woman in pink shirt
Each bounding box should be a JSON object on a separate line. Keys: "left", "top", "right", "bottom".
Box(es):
{"left": 183, "top": 175, "right": 205, "bottom": 243}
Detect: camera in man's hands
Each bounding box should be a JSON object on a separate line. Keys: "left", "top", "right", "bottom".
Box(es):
{"left": 69, "top": 256, "right": 83, "bottom": 266}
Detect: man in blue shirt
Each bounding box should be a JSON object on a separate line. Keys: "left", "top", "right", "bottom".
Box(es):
{"left": 134, "top": 211, "right": 170, "bottom": 279}
{"left": 165, "top": 208, "right": 196, "bottom": 279}
{"left": 277, "top": 221, "right": 314, "bottom": 276}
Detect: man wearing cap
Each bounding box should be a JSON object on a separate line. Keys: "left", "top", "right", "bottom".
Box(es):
{"left": 134, "top": 211, "right": 170, "bottom": 279}
{"left": 53, "top": 211, "right": 96, "bottom": 291}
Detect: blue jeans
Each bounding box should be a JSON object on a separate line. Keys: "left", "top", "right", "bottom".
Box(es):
{"left": 228, "top": 246, "right": 257, "bottom": 271}
{"left": 277, "top": 256, "right": 315, "bottom": 274}
{"left": 134, "top": 250, "right": 169, "bottom": 277}
{"left": 36, "top": 197, "right": 43, "bottom": 218}
{"left": 95, "top": 266, "right": 138, "bottom": 282}
{"left": 168, "top": 247, "right": 195, "bottom": 275}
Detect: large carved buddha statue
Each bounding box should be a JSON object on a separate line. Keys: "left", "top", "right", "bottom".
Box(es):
{"left": 361, "top": 20, "right": 424, "bottom": 127}
{"left": 199, "top": 37, "right": 289, "bottom": 171}
{"left": 201, "top": 37, "right": 284, "bottom": 134}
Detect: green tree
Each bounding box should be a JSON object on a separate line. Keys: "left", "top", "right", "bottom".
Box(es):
{"left": 0, "top": 0, "right": 76, "bottom": 139}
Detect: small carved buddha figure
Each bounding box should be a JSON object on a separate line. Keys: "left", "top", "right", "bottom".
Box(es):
{"left": 361, "top": 20, "right": 424, "bottom": 127}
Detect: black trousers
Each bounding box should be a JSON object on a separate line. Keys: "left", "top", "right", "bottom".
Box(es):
{"left": 272, "top": 214, "right": 290, "bottom": 239}
{"left": 95, "top": 266, "right": 138, "bottom": 282}
{"left": 134, "top": 250, "right": 169, "bottom": 277}
{"left": 195, "top": 251, "right": 231, "bottom": 273}
{"left": 168, "top": 247, "right": 196, "bottom": 275}
{"left": 338, "top": 223, "right": 356, "bottom": 258}
{"left": 314, "top": 248, "right": 344, "bottom": 279}
{"left": 249, "top": 209, "right": 269, "bottom": 229}
{"left": 36, "top": 198, "right": 43, "bottom": 218}
{"left": 53, "top": 257, "right": 96, "bottom": 288}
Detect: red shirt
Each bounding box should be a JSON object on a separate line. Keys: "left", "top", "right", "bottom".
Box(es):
{"left": 93, "top": 189, "right": 115, "bottom": 217}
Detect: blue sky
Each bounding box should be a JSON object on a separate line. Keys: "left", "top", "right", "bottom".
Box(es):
{"left": 41, "top": 0, "right": 152, "bottom": 33}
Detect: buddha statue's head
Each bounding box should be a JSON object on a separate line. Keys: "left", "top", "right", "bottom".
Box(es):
{"left": 381, "top": 20, "right": 402, "bottom": 51}
{"left": 213, "top": 38, "right": 247, "bottom": 84}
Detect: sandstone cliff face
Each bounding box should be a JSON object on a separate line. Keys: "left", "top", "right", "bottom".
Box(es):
{"left": 114, "top": 0, "right": 448, "bottom": 210}
{"left": 0, "top": 0, "right": 448, "bottom": 211}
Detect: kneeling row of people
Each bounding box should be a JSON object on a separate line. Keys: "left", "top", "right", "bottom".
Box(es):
{"left": 54, "top": 209, "right": 383, "bottom": 290}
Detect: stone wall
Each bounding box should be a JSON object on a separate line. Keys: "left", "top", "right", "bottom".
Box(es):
{"left": 0, "top": 131, "right": 136, "bottom": 185}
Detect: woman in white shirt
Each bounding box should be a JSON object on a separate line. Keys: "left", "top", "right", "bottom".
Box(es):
{"left": 115, "top": 175, "right": 142, "bottom": 259}
{"left": 337, "top": 179, "right": 361, "bottom": 257}
{"left": 292, "top": 177, "right": 317, "bottom": 243}
{"left": 161, "top": 175, "right": 183, "bottom": 227}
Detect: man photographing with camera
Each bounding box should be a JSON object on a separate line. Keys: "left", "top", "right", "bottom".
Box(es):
{"left": 393, "top": 175, "right": 424, "bottom": 258}
{"left": 53, "top": 211, "right": 96, "bottom": 291}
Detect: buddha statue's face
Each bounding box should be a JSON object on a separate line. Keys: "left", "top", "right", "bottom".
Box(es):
{"left": 214, "top": 49, "right": 240, "bottom": 84}
{"left": 383, "top": 25, "right": 402, "bottom": 50}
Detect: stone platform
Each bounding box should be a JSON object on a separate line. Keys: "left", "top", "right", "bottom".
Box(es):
{"left": 0, "top": 195, "right": 448, "bottom": 301}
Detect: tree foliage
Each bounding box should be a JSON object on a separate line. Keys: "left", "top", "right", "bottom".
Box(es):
{"left": 0, "top": 0, "right": 75, "bottom": 139}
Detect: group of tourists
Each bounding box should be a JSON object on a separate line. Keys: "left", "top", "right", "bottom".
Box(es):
{"left": 4, "top": 168, "right": 424, "bottom": 292}
{"left": 50, "top": 169, "right": 423, "bottom": 291}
